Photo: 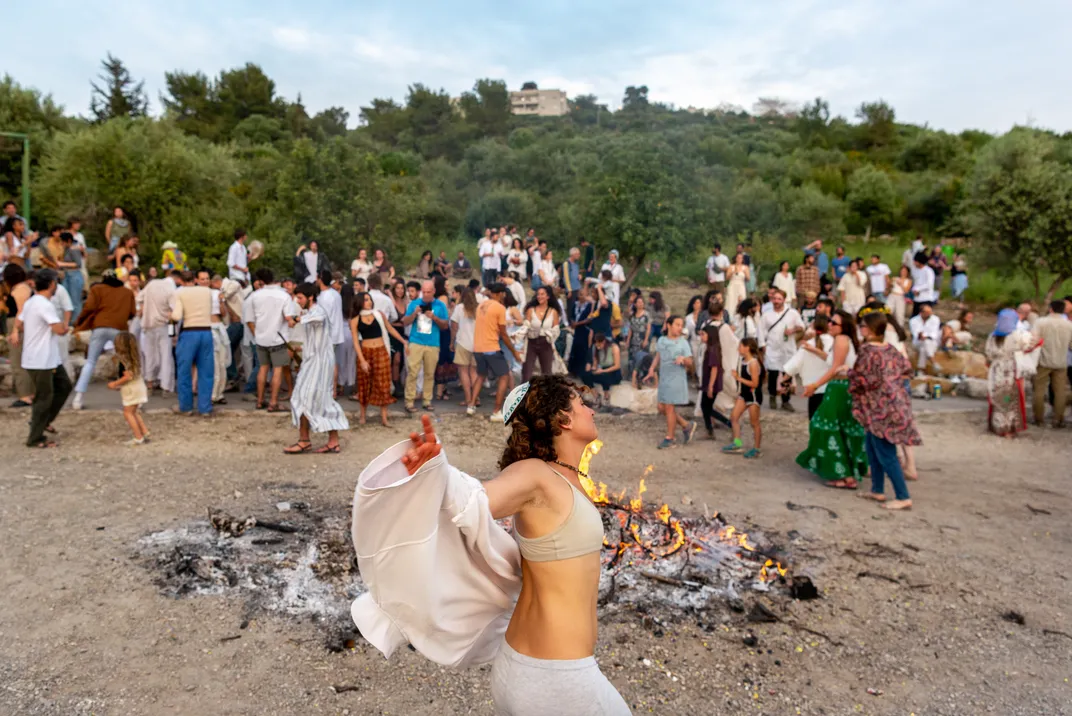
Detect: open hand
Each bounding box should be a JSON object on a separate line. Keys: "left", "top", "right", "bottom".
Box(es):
{"left": 803, "top": 383, "right": 817, "bottom": 397}
{"left": 401, "top": 414, "right": 441, "bottom": 475}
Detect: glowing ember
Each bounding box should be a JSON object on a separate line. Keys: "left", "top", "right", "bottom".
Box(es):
{"left": 579, "top": 440, "right": 787, "bottom": 584}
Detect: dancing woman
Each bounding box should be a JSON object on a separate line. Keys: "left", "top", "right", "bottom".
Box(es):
{"left": 795, "top": 310, "right": 868, "bottom": 488}
{"left": 353, "top": 377, "right": 631, "bottom": 714}
{"left": 351, "top": 291, "right": 407, "bottom": 427}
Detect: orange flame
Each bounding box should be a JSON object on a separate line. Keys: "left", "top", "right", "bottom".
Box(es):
{"left": 758, "top": 559, "right": 789, "bottom": 582}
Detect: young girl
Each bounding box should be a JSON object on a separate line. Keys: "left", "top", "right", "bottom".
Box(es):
{"left": 645, "top": 315, "right": 696, "bottom": 449}
{"left": 108, "top": 331, "right": 150, "bottom": 445}
{"left": 723, "top": 337, "right": 763, "bottom": 458}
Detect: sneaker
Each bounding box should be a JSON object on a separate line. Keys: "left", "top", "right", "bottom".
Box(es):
{"left": 682, "top": 421, "right": 697, "bottom": 444}
{"left": 657, "top": 438, "right": 676, "bottom": 449}
{"left": 743, "top": 448, "right": 762, "bottom": 459}
{"left": 71, "top": 393, "right": 84, "bottom": 411}
{"left": 466, "top": 405, "right": 476, "bottom": 417}
{"left": 489, "top": 411, "right": 503, "bottom": 423}
{"left": 721, "top": 441, "right": 743, "bottom": 454}
{"left": 126, "top": 438, "right": 144, "bottom": 446}
{"left": 781, "top": 402, "right": 795, "bottom": 412}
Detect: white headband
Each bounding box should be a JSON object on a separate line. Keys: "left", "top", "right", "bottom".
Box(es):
{"left": 502, "top": 382, "right": 531, "bottom": 425}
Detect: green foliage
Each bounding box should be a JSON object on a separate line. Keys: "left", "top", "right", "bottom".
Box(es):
{"left": 846, "top": 165, "right": 899, "bottom": 235}
{"left": 90, "top": 54, "right": 148, "bottom": 122}
{"left": 963, "top": 128, "right": 1072, "bottom": 300}
{"left": 0, "top": 75, "right": 70, "bottom": 197}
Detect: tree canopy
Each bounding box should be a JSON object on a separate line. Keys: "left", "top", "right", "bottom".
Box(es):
{"left": 2, "top": 58, "right": 1070, "bottom": 298}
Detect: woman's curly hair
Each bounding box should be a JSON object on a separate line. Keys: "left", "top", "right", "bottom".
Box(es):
{"left": 499, "top": 375, "right": 586, "bottom": 470}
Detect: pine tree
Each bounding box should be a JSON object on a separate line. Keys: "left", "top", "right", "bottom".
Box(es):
{"left": 90, "top": 53, "right": 148, "bottom": 121}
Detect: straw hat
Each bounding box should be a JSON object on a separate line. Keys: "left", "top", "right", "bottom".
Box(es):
{"left": 161, "top": 241, "right": 178, "bottom": 250}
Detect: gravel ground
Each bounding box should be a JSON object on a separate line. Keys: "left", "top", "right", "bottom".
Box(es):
{"left": 0, "top": 406, "right": 1070, "bottom": 716}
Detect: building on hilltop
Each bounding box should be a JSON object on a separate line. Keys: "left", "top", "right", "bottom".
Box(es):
{"left": 509, "top": 86, "right": 568, "bottom": 117}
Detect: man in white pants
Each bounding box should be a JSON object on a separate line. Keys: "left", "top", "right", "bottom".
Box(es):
{"left": 909, "top": 303, "right": 941, "bottom": 376}
{"left": 140, "top": 269, "right": 180, "bottom": 394}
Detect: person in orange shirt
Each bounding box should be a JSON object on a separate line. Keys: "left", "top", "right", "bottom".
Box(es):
{"left": 472, "top": 283, "right": 522, "bottom": 421}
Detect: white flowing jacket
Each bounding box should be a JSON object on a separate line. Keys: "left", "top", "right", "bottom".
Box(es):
{"left": 351, "top": 440, "right": 522, "bottom": 668}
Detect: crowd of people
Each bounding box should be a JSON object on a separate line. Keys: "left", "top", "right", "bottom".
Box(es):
{"left": 2, "top": 205, "right": 1070, "bottom": 466}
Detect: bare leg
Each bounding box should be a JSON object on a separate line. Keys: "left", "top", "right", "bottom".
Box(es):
{"left": 494, "top": 374, "right": 510, "bottom": 412}
{"left": 123, "top": 406, "right": 144, "bottom": 439}
{"left": 664, "top": 404, "right": 678, "bottom": 440}
{"left": 326, "top": 429, "right": 340, "bottom": 449}
{"left": 270, "top": 367, "right": 283, "bottom": 406}
{"left": 380, "top": 405, "right": 389, "bottom": 427}
{"left": 901, "top": 444, "right": 917, "bottom": 479}
{"left": 730, "top": 399, "right": 746, "bottom": 440}
{"left": 135, "top": 409, "right": 150, "bottom": 437}
{"left": 299, "top": 415, "right": 311, "bottom": 444}
{"left": 749, "top": 404, "right": 762, "bottom": 449}
{"left": 256, "top": 365, "right": 269, "bottom": 405}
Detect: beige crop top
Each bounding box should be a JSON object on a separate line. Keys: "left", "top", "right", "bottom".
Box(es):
{"left": 515, "top": 466, "right": 605, "bottom": 562}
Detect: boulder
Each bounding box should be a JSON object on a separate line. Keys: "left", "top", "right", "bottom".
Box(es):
{"left": 910, "top": 376, "right": 955, "bottom": 399}
{"left": 958, "top": 377, "right": 988, "bottom": 400}
{"left": 608, "top": 383, "right": 659, "bottom": 415}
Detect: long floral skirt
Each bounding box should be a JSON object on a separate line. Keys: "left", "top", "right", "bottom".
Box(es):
{"left": 988, "top": 377, "right": 1026, "bottom": 436}
{"left": 355, "top": 345, "right": 396, "bottom": 407}
{"left": 795, "top": 379, "right": 868, "bottom": 482}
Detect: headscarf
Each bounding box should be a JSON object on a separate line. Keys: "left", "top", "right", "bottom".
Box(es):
{"left": 993, "top": 308, "right": 1018, "bottom": 337}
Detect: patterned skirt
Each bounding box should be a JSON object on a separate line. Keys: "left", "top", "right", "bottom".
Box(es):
{"left": 988, "top": 376, "right": 1026, "bottom": 437}
{"left": 795, "top": 380, "right": 868, "bottom": 482}
{"left": 355, "top": 344, "right": 396, "bottom": 407}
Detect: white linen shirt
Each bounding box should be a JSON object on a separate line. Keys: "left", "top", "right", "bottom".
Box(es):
{"left": 227, "top": 240, "right": 248, "bottom": 280}
{"left": 758, "top": 307, "right": 803, "bottom": 371}
{"left": 19, "top": 294, "right": 62, "bottom": 370}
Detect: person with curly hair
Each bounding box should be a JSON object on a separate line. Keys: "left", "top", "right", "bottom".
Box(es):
{"left": 382, "top": 375, "right": 630, "bottom": 714}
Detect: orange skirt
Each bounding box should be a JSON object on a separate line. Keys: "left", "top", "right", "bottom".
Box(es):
{"left": 355, "top": 344, "right": 396, "bottom": 407}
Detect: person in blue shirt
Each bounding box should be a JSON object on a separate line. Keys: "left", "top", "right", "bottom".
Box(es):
{"left": 401, "top": 279, "right": 450, "bottom": 412}
{"left": 803, "top": 239, "right": 830, "bottom": 277}
{"left": 830, "top": 245, "right": 851, "bottom": 281}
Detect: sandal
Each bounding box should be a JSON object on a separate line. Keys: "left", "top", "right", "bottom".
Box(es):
{"left": 283, "top": 441, "right": 313, "bottom": 454}
{"left": 315, "top": 444, "right": 341, "bottom": 454}
{"left": 44, "top": 425, "right": 57, "bottom": 435}
{"left": 824, "top": 478, "right": 858, "bottom": 490}
{"left": 29, "top": 440, "right": 58, "bottom": 449}
{"left": 266, "top": 405, "right": 287, "bottom": 413}
{"left": 256, "top": 402, "right": 267, "bottom": 410}
{"left": 858, "top": 492, "right": 886, "bottom": 502}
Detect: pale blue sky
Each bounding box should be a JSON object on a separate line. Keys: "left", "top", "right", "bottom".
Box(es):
{"left": 7, "top": 0, "right": 1069, "bottom": 133}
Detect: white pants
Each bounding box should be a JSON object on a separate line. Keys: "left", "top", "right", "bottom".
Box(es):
{"left": 142, "top": 325, "right": 175, "bottom": 392}
{"left": 211, "top": 323, "right": 231, "bottom": 401}
{"left": 915, "top": 338, "right": 937, "bottom": 369}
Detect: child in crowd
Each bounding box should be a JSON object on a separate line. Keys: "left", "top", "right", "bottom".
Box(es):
{"left": 108, "top": 331, "right": 151, "bottom": 445}
{"left": 723, "top": 337, "right": 763, "bottom": 458}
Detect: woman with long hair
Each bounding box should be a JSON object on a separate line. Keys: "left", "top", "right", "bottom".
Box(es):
{"left": 772, "top": 260, "right": 797, "bottom": 306}
{"left": 3, "top": 263, "right": 35, "bottom": 406}
{"left": 724, "top": 252, "right": 749, "bottom": 315}
{"left": 888, "top": 265, "right": 912, "bottom": 326}
{"left": 626, "top": 294, "right": 651, "bottom": 379}
{"left": 985, "top": 308, "right": 1042, "bottom": 438}
{"left": 351, "top": 291, "right": 407, "bottom": 427}
{"left": 796, "top": 310, "right": 868, "bottom": 488}
{"left": 373, "top": 248, "right": 395, "bottom": 281}
{"left": 507, "top": 238, "right": 528, "bottom": 281}
{"left": 522, "top": 286, "right": 561, "bottom": 381}
{"left": 113, "top": 235, "right": 139, "bottom": 270}
{"left": 389, "top": 280, "right": 408, "bottom": 390}
{"left": 734, "top": 297, "right": 758, "bottom": 340}
{"left": 845, "top": 309, "right": 921, "bottom": 510}
{"left": 417, "top": 250, "right": 434, "bottom": 280}
{"left": 645, "top": 315, "right": 696, "bottom": 449}
{"left": 699, "top": 320, "right": 732, "bottom": 437}
{"left": 585, "top": 332, "right": 622, "bottom": 405}
{"left": 451, "top": 286, "right": 480, "bottom": 415}
{"left": 567, "top": 285, "right": 595, "bottom": 379}
{"left": 351, "top": 248, "right": 374, "bottom": 282}
{"left": 379, "top": 377, "right": 630, "bottom": 714}
{"left": 104, "top": 206, "right": 130, "bottom": 256}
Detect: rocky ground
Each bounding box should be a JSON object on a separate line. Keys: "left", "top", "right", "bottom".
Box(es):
{"left": 0, "top": 405, "right": 1070, "bottom": 716}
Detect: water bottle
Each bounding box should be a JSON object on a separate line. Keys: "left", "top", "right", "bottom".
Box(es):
{"left": 932, "top": 383, "right": 942, "bottom": 400}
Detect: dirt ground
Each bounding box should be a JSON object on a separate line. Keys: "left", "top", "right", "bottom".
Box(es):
{"left": 1, "top": 406, "right": 1070, "bottom": 716}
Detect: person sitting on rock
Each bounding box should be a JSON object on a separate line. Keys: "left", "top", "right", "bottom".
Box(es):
{"left": 940, "top": 310, "right": 974, "bottom": 351}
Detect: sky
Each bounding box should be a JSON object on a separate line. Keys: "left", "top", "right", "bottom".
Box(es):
{"left": 6, "top": 0, "right": 1069, "bottom": 134}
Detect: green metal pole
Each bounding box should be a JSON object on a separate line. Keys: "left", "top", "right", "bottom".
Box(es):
{"left": 21, "top": 137, "right": 30, "bottom": 227}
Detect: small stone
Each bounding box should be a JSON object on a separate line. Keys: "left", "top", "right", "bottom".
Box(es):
{"left": 276, "top": 502, "right": 291, "bottom": 512}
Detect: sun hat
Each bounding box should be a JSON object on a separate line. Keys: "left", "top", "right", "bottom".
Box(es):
{"left": 161, "top": 240, "right": 178, "bottom": 250}
{"left": 993, "top": 308, "right": 1019, "bottom": 337}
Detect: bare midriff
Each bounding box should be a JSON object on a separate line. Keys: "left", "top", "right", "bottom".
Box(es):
{"left": 504, "top": 552, "right": 601, "bottom": 659}
{"left": 360, "top": 336, "right": 386, "bottom": 349}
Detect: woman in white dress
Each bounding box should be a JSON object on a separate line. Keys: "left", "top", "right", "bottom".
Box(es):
{"left": 506, "top": 238, "right": 528, "bottom": 281}
{"left": 725, "top": 252, "right": 750, "bottom": 316}
{"left": 887, "top": 266, "right": 912, "bottom": 326}
{"left": 351, "top": 248, "right": 374, "bottom": 283}
{"left": 283, "top": 283, "right": 349, "bottom": 454}
{"left": 733, "top": 298, "right": 759, "bottom": 341}
{"left": 772, "top": 261, "right": 796, "bottom": 306}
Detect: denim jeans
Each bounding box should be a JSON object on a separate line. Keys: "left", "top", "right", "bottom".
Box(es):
{"left": 226, "top": 322, "right": 244, "bottom": 381}
{"left": 865, "top": 432, "right": 910, "bottom": 501}
{"left": 74, "top": 327, "right": 120, "bottom": 394}
{"left": 244, "top": 343, "right": 260, "bottom": 393}
{"left": 62, "top": 271, "right": 84, "bottom": 325}
{"left": 176, "top": 330, "right": 215, "bottom": 414}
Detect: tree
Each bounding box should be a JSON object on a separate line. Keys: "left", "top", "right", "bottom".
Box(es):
{"left": 90, "top": 53, "right": 148, "bottom": 121}
{"left": 521, "top": 81, "right": 538, "bottom": 91}
{"left": 963, "top": 129, "right": 1072, "bottom": 302}
{"left": 569, "top": 94, "right": 609, "bottom": 127}
{"left": 796, "top": 97, "right": 830, "bottom": 146}
{"left": 215, "top": 64, "right": 286, "bottom": 137}
{"left": 846, "top": 165, "right": 898, "bottom": 239}
{"left": 309, "top": 107, "right": 350, "bottom": 139}
{"left": 359, "top": 98, "right": 407, "bottom": 145}
{"left": 780, "top": 183, "right": 846, "bottom": 243}
{"left": 622, "top": 86, "right": 650, "bottom": 111}
{"left": 753, "top": 97, "right": 797, "bottom": 119}
{"left": 855, "top": 100, "right": 897, "bottom": 150}
{"left": 457, "top": 79, "right": 512, "bottom": 137}
{"left": 0, "top": 75, "right": 70, "bottom": 202}
{"left": 161, "top": 70, "right": 220, "bottom": 140}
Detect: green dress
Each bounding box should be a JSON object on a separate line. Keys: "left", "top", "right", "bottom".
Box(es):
{"left": 795, "top": 379, "right": 868, "bottom": 482}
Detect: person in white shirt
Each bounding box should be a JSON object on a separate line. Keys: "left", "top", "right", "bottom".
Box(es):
{"left": 316, "top": 269, "right": 348, "bottom": 391}
{"left": 600, "top": 250, "right": 626, "bottom": 285}
{"left": 908, "top": 303, "right": 941, "bottom": 376}
{"left": 837, "top": 261, "right": 868, "bottom": 316}
{"left": 50, "top": 281, "right": 74, "bottom": 377}
{"left": 366, "top": 272, "right": 398, "bottom": 322}
{"left": 246, "top": 268, "right": 298, "bottom": 410}
{"left": 227, "top": 229, "right": 250, "bottom": 281}
{"left": 1016, "top": 302, "right": 1036, "bottom": 333}
{"left": 478, "top": 229, "right": 502, "bottom": 287}
{"left": 865, "top": 255, "right": 891, "bottom": 303}
{"left": 910, "top": 252, "right": 936, "bottom": 317}
{"left": 757, "top": 288, "right": 804, "bottom": 411}
{"left": 16, "top": 269, "right": 71, "bottom": 447}
{"left": 781, "top": 313, "right": 835, "bottom": 419}
{"left": 351, "top": 248, "right": 374, "bottom": 282}
{"left": 705, "top": 244, "right": 731, "bottom": 292}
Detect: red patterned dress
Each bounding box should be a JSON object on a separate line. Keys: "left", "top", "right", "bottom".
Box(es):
{"left": 847, "top": 342, "right": 922, "bottom": 446}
